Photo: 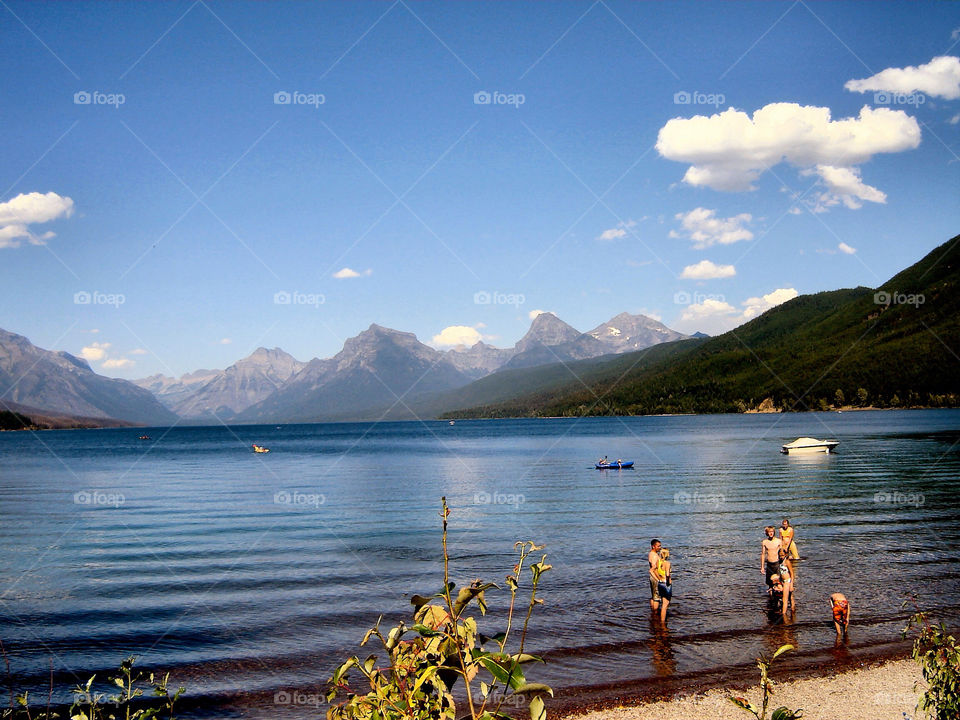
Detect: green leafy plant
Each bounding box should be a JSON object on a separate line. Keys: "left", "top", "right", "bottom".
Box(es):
{"left": 326, "top": 497, "right": 552, "bottom": 720}
{"left": 728, "top": 644, "right": 803, "bottom": 720}
{"left": 0, "top": 646, "right": 182, "bottom": 720}
{"left": 903, "top": 599, "right": 960, "bottom": 720}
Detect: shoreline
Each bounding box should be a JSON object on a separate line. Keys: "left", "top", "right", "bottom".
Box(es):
{"left": 562, "top": 653, "right": 922, "bottom": 720}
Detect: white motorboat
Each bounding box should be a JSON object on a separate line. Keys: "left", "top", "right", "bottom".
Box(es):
{"left": 781, "top": 437, "right": 839, "bottom": 454}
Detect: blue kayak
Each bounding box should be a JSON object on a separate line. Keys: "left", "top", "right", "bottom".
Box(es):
{"left": 596, "top": 461, "right": 634, "bottom": 469}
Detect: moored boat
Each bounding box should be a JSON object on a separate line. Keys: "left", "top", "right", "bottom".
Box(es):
{"left": 781, "top": 437, "right": 839, "bottom": 454}
{"left": 252, "top": 444, "right": 270, "bottom": 454}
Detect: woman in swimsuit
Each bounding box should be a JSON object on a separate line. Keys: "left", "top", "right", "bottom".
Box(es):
{"left": 777, "top": 548, "right": 795, "bottom": 612}
{"left": 830, "top": 592, "right": 850, "bottom": 638}
{"left": 657, "top": 548, "right": 672, "bottom": 622}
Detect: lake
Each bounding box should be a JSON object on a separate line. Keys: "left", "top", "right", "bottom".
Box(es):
{"left": 1, "top": 410, "right": 958, "bottom": 717}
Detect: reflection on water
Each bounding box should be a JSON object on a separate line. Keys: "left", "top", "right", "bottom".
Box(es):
{"left": 0, "top": 410, "right": 959, "bottom": 718}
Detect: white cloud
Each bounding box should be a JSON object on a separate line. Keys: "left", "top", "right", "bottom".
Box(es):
{"left": 0, "top": 191, "right": 74, "bottom": 248}
{"left": 130, "top": 348, "right": 148, "bottom": 355}
{"left": 670, "top": 207, "right": 753, "bottom": 249}
{"left": 528, "top": 309, "right": 551, "bottom": 320}
{"left": 680, "top": 260, "right": 736, "bottom": 279}
{"left": 656, "top": 103, "right": 920, "bottom": 209}
{"left": 838, "top": 242, "right": 857, "bottom": 255}
{"left": 845, "top": 56, "right": 960, "bottom": 100}
{"left": 333, "top": 267, "right": 372, "bottom": 279}
{"left": 218, "top": 338, "right": 232, "bottom": 345}
{"left": 79, "top": 342, "right": 110, "bottom": 362}
{"left": 741, "top": 288, "right": 798, "bottom": 319}
{"left": 432, "top": 325, "right": 482, "bottom": 348}
{"left": 811, "top": 165, "right": 886, "bottom": 210}
{"left": 102, "top": 357, "right": 134, "bottom": 369}
{"left": 950, "top": 114, "right": 960, "bottom": 125}
{"left": 596, "top": 219, "right": 637, "bottom": 241}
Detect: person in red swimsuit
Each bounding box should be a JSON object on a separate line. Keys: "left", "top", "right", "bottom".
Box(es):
{"left": 830, "top": 592, "right": 850, "bottom": 638}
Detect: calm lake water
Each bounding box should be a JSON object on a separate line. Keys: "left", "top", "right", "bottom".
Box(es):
{"left": 2, "top": 410, "right": 959, "bottom": 717}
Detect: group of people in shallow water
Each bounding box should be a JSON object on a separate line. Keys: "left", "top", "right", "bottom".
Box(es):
{"left": 648, "top": 518, "right": 851, "bottom": 638}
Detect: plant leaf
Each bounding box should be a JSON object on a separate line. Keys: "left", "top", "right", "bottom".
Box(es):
{"left": 529, "top": 695, "right": 546, "bottom": 720}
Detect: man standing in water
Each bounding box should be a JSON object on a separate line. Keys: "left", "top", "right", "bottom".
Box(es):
{"left": 649, "top": 539, "right": 662, "bottom": 613}
{"left": 761, "top": 526, "right": 781, "bottom": 587}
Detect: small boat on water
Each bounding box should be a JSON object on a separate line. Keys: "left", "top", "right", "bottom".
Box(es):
{"left": 781, "top": 437, "right": 839, "bottom": 454}
{"left": 138, "top": 435, "right": 151, "bottom": 440}
{"left": 252, "top": 444, "right": 270, "bottom": 454}
{"left": 596, "top": 460, "right": 634, "bottom": 469}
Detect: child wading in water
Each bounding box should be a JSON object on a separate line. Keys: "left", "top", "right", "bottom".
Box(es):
{"left": 830, "top": 592, "right": 850, "bottom": 638}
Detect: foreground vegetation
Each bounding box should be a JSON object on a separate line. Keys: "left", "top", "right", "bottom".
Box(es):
{"left": 327, "top": 497, "right": 552, "bottom": 720}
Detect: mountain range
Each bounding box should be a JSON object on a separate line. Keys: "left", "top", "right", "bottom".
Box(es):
{"left": 0, "top": 311, "right": 688, "bottom": 426}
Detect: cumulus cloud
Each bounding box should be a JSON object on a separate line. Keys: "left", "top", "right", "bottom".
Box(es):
{"left": 670, "top": 208, "right": 753, "bottom": 249}
{"left": 596, "top": 219, "right": 637, "bottom": 241}
{"left": 102, "top": 357, "right": 134, "bottom": 369}
{"left": 811, "top": 165, "right": 886, "bottom": 210}
{"left": 845, "top": 56, "right": 960, "bottom": 100}
{"left": 838, "top": 242, "right": 857, "bottom": 255}
{"left": 432, "top": 325, "right": 483, "bottom": 348}
{"left": 676, "top": 287, "right": 798, "bottom": 334}
{"left": 528, "top": 309, "right": 551, "bottom": 320}
{"left": 218, "top": 338, "right": 232, "bottom": 345}
{"left": 950, "top": 114, "right": 960, "bottom": 125}
{"left": 333, "top": 267, "right": 372, "bottom": 279}
{"left": 680, "top": 260, "right": 736, "bottom": 279}
{"left": 656, "top": 103, "right": 920, "bottom": 208}
{"left": 79, "top": 342, "right": 110, "bottom": 362}
{"left": 741, "top": 288, "right": 798, "bottom": 319}
{"left": 130, "top": 348, "right": 148, "bottom": 355}
{"left": 0, "top": 191, "right": 74, "bottom": 248}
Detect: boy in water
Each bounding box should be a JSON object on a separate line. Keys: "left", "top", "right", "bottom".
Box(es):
{"left": 830, "top": 592, "right": 850, "bottom": 638}
{"left": 648, "top": 539, "right": 662, "bottom": 613}
{"left": 761, "top": 526, "right": 781, "bottom": 587}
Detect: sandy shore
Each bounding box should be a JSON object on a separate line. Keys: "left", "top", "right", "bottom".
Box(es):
{"left": 570, "top": 658, "right": 923, "bottom": 720}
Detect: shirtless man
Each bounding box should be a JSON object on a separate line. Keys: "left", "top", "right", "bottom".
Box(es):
{"left": 761, "top": 526, "right": 781, "bottom": 587}
{"left": 649, "top": 539, "right": 662, "bottom": 612}
{"left": 830, "top": 592, "right": 850, "bottom": 638}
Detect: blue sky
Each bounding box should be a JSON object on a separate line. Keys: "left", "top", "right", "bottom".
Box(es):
{"left": 1, "top": 1, "right": 959, "bottom": 378}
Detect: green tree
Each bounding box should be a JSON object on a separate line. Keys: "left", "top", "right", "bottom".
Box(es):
{"left": 833, "top": 389, "right": 845, "bottom": 408}
{"left": 856, "top": 388, "right": 868, "bottom": 406}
